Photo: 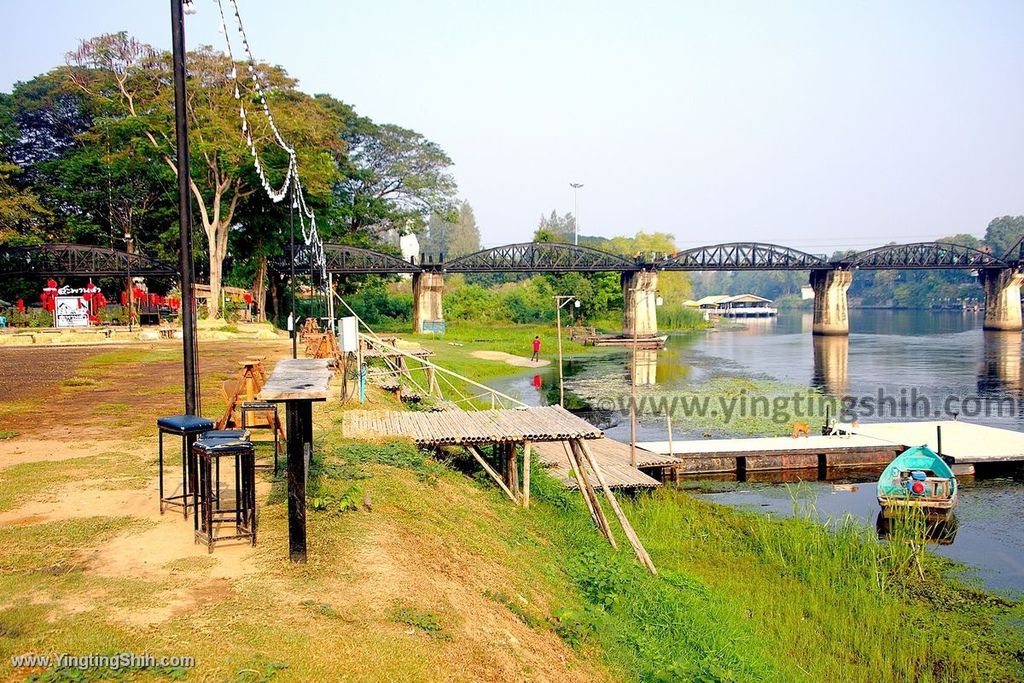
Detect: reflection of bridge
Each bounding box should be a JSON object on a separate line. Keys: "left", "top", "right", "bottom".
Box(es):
{"left": 5, "top": 238, "right": 1024, "bottom": 335}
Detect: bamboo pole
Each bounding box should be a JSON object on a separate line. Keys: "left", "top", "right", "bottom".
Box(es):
{"left": 465, "top": 445, "right": 518, "bottom": 504}
{"left": 569, "top": 440, "right": 617, "bottom": 549}
{"left": 563, "top": 441, "right": 600, "bottom": 528}
{"left": 667, "top": 412, "right": 674, "bottom": 456}
{"left": 576, "top": 438, "right": 656, "bottom": 574}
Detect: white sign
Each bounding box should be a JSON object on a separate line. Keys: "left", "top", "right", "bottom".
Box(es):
{"left": 339, "top": 316, "right": 358, "bottom": 353}
{"left": 55, "top": 296, "right": 89, "bottom": 328}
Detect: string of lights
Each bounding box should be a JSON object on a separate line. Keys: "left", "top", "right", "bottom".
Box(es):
{"left": 213, "top": 0, "right": 325, "bottom": 276}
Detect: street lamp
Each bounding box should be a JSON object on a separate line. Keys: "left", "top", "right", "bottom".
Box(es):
{"left": 570, "top": 183, "right": 583, "bottom": 245}
{"left": 554, "top": 295, "right": 581, "bottom": 407}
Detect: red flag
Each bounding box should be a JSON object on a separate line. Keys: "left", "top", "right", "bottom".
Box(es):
{"left": 17, "top": 299, "right": 24, "bottom": 313}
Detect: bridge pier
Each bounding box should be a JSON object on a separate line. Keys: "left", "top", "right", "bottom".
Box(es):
{"left": 412, "top": 271, "right": 444, "bottom": 334}
{"left": 979, "top": 268, "right": 1024, "bottom": 331}
{"left": 622, "top": 270, "right": 658, "bottom": 337}
{"left": 810, "top": 269, "right": 852, "bottom": 336}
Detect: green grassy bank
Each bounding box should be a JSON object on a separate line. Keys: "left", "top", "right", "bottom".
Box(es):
{"left": 303, "top": 437, "right": 1024, "bottom": 682}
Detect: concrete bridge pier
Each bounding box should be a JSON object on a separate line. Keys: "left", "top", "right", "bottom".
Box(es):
{"left": 412, "top": 271, "right": 444, "bottom": 334}
{"left": 810, "top": 268, "right": 852, "bottom": 336}
{"left": 622, "top": 270, "right": 658, "bottom": 337}
{"left": 979, "top": 268, "right": 1024, "bottom": 331}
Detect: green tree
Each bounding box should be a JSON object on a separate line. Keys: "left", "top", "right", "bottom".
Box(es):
{"left": 983, "top": 216, "right": 1024, "bottom": 258}
{"left": 66, "top": 33, "right": 339, "bottom": 317}
{"left": 422, "top": 200, "right": 480, "bottom": 257}
{"left": 0, "top": 162, "right": 49, "bottom": 246}
{"left": 323, "top": 93, "right": 457, "bottom": 236}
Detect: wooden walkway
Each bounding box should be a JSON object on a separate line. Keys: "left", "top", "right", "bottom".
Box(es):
{"left": 340, "top": 405, "right": 602, "bottom": 445}
{"left": 534, "top": 438, "right": 663, "bottom": 489}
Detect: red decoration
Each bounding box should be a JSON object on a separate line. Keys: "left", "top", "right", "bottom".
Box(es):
{"left": 243, "top": 293, "right": 253, "bottom": 305}
{"left": 17, "top": 299, "right": 24, "bottom": 313}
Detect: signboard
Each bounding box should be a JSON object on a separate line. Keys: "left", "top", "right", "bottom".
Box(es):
{"left": 339, "top": 316, "right": 358, "bottom": 352}
{"left": 55, "top": 296, "right": 89, "bottom": 328}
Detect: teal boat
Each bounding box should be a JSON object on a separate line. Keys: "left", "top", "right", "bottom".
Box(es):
{"left": 876, "top": 446, "right": 958, "bottom": 518}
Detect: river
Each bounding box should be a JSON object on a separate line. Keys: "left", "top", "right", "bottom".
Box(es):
{"left": 489, "top": 310, "right": 1024, "bottom": 595}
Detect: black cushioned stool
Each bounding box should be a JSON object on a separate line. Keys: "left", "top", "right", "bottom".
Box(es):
{"left": 192, "top": 437, "right": 257, "bottom": 552}
{"left": 199, "top": 429, "right": 252, "bottom": 509}
{"left": 157, "top": 414, "right": 215, "bottom": 518}
{"left": 240, "top": 401, "right": 282, "bottom": 475}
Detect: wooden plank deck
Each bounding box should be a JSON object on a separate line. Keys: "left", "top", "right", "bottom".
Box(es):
{"left": 340, "top": 405, "right": 603, "bottom": 445}
{"left": 534, "top": 439, "right": 662, "bottom": 489}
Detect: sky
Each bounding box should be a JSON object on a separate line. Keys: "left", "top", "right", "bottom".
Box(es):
{"left": 1, "top": 0, "right": 1023, "bottom": 252}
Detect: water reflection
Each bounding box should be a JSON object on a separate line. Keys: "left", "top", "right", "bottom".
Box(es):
{"left": 876, "top": 513, "right": 959, "bottom": 546}
{"left": 811, "top": 335, "right": 849, "bottom": 396}
{"left": 977, "top": 331, "right": 1023, "bottom": 397}
{"left": 632, "top": 349, "right": 658, "bottom": 386}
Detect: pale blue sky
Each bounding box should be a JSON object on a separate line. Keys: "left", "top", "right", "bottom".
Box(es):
{"left": 1, "top": 1, "right": 1022, "bottom": 251}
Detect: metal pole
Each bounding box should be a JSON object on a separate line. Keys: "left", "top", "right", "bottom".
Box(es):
{"left": 557, "top": 300, "right": 564, "bottom": 406}
{"left": 289, "top": 193, "right": 297, "bottom": 359}
{"left": 171, "top": 0, "right": 199, "bottom": 415}
{"left": 125, "top": 234, "right": 133, "bottom": 333}
{"left": 629, "top": 286, "right": 639, "bottom": 468}
{"left": 570, "top": 182, "right": 583, "bottom": 245}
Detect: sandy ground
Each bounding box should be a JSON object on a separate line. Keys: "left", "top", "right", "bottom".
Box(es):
{"left": 470, "top": 349, "right": 551, "bottom": 367}
{"left": 0, "top": 338, "right": 604, "bottom": 681}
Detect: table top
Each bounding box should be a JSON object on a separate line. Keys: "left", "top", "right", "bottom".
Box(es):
{"left": 258, "top": 358, "right": 332, "bottom": 402}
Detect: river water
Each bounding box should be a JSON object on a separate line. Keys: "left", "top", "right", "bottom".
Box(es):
{"left": 489, "top": 310, "right": 1024, "bottom": 594}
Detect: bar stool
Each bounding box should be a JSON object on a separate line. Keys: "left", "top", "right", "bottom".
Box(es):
{"left": 192, "top": 437, "right": 257, "bottom": 552}
{"left": 240, "top": 401, "right": 282, "bottom": 475}
{"left": 157, "top": 414, "right": 215, "bottom": 518}
{"left": 200, "top": 429, "right": 251, "bottom": 509}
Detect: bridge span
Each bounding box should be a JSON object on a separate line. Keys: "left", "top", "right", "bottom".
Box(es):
{"left": 283, "top": 239, "right": 1024, "bottom": 336}
{"left": 4, "top": 238, "right": 1023, "bottom": 336}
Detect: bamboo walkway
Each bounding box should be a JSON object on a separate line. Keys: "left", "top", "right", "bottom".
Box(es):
{"left": 534, "top": 438, "right": 664, "bottom": 490}
{"left": 341, "top": 405, "right": 602, "bottom": 445}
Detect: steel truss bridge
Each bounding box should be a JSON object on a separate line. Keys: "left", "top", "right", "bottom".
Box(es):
{"left": 0, "top": 243, "right": 178, "bottom": 278}
{"left": 2, "top": 239, "right": 1019, "bottom": 280}
{"left": 272, "top": 239, "right": 1018, "bottom": 275}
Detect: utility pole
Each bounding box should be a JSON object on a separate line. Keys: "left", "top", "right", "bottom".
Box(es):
{"left": 570, "top": 182, "right": 583, "bottom": 245}
{"left": 171, "top": 0, "right": 199, "bottom": 415}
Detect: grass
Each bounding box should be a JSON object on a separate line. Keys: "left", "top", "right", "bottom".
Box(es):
{"left": 2, "top": 336, "right": 1020, "bottom": 682}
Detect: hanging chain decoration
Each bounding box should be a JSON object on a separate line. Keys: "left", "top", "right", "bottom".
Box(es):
{"left": 214, "top": 0, "right": 326, "bottom": 277}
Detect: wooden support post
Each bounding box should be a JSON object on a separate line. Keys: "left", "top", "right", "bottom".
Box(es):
{"left": 522, "top": 441, "right": 531, "bottom": 509}
{"left": 285, "top": 401, "right": 309, "bottom": 563}
{"left": 466, "top": 445, "right": 518, "bottom": 503}
{"left": 576, "top": 439, "right": 656, "bottom": 574}
{"left": 508, "top": 443, "right": 520, "bottom": 498}
{"left": 568, "top": 440, "right": 617, "bottom": 549}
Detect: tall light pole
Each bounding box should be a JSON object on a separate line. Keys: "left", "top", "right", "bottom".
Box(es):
{"left": 171, "top": 0, "right": 199, "bottom": 415}
{"left": 554, "top": 295, "right": 581, "bottom": 407}
{"left": 570, "top": 183, "right": 583, "bottom": 245}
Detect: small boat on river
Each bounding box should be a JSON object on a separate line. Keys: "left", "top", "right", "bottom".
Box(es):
{"left": 877, "top": 446, "right": 958, "bottom": 518}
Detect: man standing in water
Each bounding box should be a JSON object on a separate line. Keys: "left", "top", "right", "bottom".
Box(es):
{"left": 531, "top": 335, "right": 541, "bottom": 362}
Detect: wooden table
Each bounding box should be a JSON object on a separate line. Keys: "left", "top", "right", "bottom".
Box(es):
{"left": 258, "top": 358, "right": 332, "bottom": 563}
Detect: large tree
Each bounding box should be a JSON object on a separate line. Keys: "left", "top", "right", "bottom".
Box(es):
{"left": 320, "top": 92, "right": 458, "bottom": 236}
{"left": 984, "top": 216, "right": 1024, "bottom": 258}
{"left": 65, "top": 33, "right": 339, "bottom": 317}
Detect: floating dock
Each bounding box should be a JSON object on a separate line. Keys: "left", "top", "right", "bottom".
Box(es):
{"left": 637, "top": 420, "right": 1024, "bottom": 478}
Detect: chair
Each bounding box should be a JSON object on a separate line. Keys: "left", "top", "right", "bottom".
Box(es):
{"left": 157, "top": 414, "right": 215, "bottom": 518}
{"left": 192, "top": 437, "right": 257, "bottom": 552}
{"left": 240, "top": 402, "right": 282, "bottom": 475}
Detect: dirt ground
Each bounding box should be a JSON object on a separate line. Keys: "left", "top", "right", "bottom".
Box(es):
{"left": 0, "top": 337, "right": 606, "bottom": 682}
